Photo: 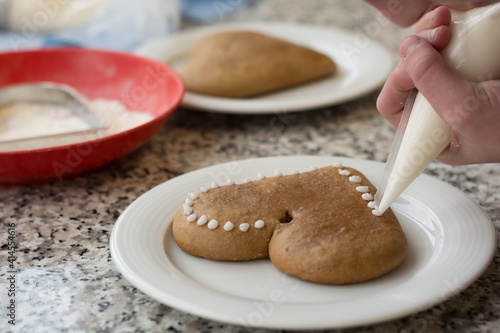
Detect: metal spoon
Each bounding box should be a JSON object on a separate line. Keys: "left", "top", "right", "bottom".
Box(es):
{"left": 0, "top": 82, "right": 107, "bottom": 151}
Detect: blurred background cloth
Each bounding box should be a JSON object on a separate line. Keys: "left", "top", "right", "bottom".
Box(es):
{"left": 0, "top": 0, "right": 180, "bottom": 51}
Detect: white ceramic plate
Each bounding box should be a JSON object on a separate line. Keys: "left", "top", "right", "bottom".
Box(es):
{"left": 110, "top": 156, "right": 496, "bottom": 330}
{"left": 135, "top": 23, "right": 395, "bottom": 114}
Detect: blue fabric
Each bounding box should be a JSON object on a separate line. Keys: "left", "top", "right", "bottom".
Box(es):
{"left": 181, "top": 0, "right": 252, "bottom": 23}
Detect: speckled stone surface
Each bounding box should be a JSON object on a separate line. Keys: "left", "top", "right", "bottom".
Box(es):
{"left": 1, "top": 1, "right": 499, "bottom": 332}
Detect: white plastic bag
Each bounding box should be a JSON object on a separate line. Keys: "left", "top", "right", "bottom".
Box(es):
{"left": 0, "top": 0, "right": 180, "bottom": 51}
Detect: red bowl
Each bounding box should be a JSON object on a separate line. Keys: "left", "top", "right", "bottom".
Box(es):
{"left": 0, "top": 48, "right": 184, "bottom": 185}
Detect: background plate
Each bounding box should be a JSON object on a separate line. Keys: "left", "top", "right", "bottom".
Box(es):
{"left": 110, "top": 156, "right": 496, "bottom": 330}
{"left": 135, "top": 22, "right": 395, "bottom": 114}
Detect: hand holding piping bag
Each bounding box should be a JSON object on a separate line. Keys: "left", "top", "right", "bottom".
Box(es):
{"left": 363, "top": 2, "right": 500, "bottom": 214}
{"left": 376, "top": 4, "right": 500, "bottom": 166}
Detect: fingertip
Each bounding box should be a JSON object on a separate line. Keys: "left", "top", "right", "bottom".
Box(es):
{"left": 400, "top": 35, "right": 422, "bottom": 58}
{"left": 416, "top": 25, "right": 451, "bottom": 50}
{"left": 432, "top": 6, "right": 452, "bottom": 25}
{"left": 415, "top": 5, "right": 451, "bottom": 32}
{"left": 376, "top": 93, "right": 401, "bottom": 127}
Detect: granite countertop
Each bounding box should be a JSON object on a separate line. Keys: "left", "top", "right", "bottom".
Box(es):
{"left": 1, "top": 1, "right": 499, "bottom": 332}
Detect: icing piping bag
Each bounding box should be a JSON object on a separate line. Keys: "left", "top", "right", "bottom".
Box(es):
{"left": 374, "top": 88, "right": 451, "bottom": 214}
{"left": 374, "top": 3, "right": 500, "bottom": 215}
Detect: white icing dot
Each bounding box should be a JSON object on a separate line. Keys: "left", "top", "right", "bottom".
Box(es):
{"left": 372, "top": 209, "right": 383, "bottom": 216}
{"left": 339, "top": 169, "right": 351, "bottom": 176}
{"left": 208, "top": 219, "right": 219, "bottom": 229}
{"left": 239, "top": 223, "right": 250, "bottom": 232}
{"left": 257, "top": 172, "right": 266, "bottom": 180}
{"left": 197, "top": 215, "right": 208, "bottom": 225}
{"left": 200, "top": 187, "right": 209, "bottom": 193}
{"left": 223, "top": 221, "right": 234, "bottom": 231}
{"left": 242, "top": 178, "right": 251, "bottom": 184}
{"left": 189, "top": 192, "right": 198, "bottom": 200}
{"left": 184, "top": 198, "right": 193, "bottom": 206}
{"left": 226, "top": 179, "right": 235, "bottom": 185}
{"left": 211, "top": 181, "right": 219, "bottom": 188}
{"left": 332, "top": 162, "right": 343, "bottom": 168}
{"left": 274, "top": 170, "right": 283, "bottom": 177}
{"left": 254, "top": 220, "right": 265, "bottom": 228}
{"left": 183, "top": 206, "right": 193, "bottom": 215}
{"left": 310, "top": 166, "right": 318, "bottom": 171}
{"left": 362, "top": 193, "right": 374, "bottom": 201}
{"left": 356, "top": 186, "right": 370, "bottom": 193}
{"left": 187, "top": 214, "right": 197, "bottom": 222}
{"left": 291, "top": 170, "right": 299, "bottom": 175}
{"left": 349, "top": 175, "right": 362, "bottom": 183}
{"left": 367, "top": 201, "right": 377, "bottom": 208}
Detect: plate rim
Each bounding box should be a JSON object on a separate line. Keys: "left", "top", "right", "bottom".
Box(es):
{"left": 135, "top": 22, "right": 396, "bottom": 114}
{"left": 110, "top": 156, "right": 496, "bottom": 329}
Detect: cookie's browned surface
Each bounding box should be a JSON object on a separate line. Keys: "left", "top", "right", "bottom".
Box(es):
{"left": 172, "top": 166, "right": 407, "bottom": 284}
{"left": 179, "top": 31, "right": 336, "bottom": 98}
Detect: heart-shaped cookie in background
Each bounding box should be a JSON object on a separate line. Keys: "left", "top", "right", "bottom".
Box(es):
{"left": 179, "top": 31, "right": 337, "bottom": 98}
{"left": 172, "top": 164, "right": 407, "bottom": 285}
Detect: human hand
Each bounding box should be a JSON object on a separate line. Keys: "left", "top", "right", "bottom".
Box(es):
{"left": 376, "top": 6, "right": 500, "bottom": 165}
{"left": 365, "top": 0, "right": 497, "bottom": 27}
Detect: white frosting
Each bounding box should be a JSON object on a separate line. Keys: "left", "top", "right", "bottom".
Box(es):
{"left": 274, "top": 170, "right": 283, "bottom": 177}
{"left": 361, "top": 193, "right": 374, "bottom": 201}
{"left": 242, "top": 178, "right": 251, "bottom": 183}
{"left": 211, "top": 181, "right": 219, "bottom": 188}
{"left": 226, "top": 179, "right": 235, "bottom": 185}
{"left": 208, "top": 219, "right": 219, "bottom": 229}
{"left": 367, "top": 201, "right": 377, "bottom": 208}
{"left": 332, "top": 162, "right": 343, "bottom": 168}
{"left": 183, "top": 205, "right": 193, "bottom": 215}
{"left": 187, "top": 214, "right": 197, "bottom": 222}
{"left": 189, "top": 192, "right": 198, "bottom": 200}
{"left": 254, "top": 220, "right": 265, "bottom": 228}
{"left": 349, "top": 175, "right": 362, "bottom": 183}
{"left": 339, "top": 169, "right": 351, "bottom": 176}
{"left": 371, "top": 209, "right": 383, "bottom": 216}
{"left": 356, "top": 186, "right": 369, "bottom": 193}
{"left": 0, "top": 99, "right": 152, "bottom": 147}
{"left": 223, "top": 221, "right": 234, "bottom": 231}
{"left": 184, "top": 198, "right": 194, "bottom": 206}
{"left": 310, "top": 166, "right": 318, "bottom": 171}
{"left": 197, "top": 215, "right": 208, "bottom": 225}
{"left": 200, "top": 187, "right": 209, "bottom": 193}
{"left": 257, "top": 172, "right": 266, "bottom": 180}
{"left": 239, "top": 223, "right": 250, "bottom": 232}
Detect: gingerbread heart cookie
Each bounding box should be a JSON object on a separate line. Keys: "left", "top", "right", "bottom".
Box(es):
{"left": 172, "top": 164, "right": 407, "bottom": 285}
{"left": 179, "top": 31, "right": 337, "bottom": 98}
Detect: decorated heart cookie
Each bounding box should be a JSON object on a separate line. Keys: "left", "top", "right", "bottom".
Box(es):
{"left": 179, "top": 31, "right": 336, "bottom": 98}
{"left": 172, "top": 164, "right": 407, "bottom": 285}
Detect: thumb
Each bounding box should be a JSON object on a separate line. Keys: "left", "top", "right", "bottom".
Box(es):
{"left": 400, "top": 35, "right": 500, "bottom": 164}
{"left": 400, "top": 35, "right": 481, "bottom": 128}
